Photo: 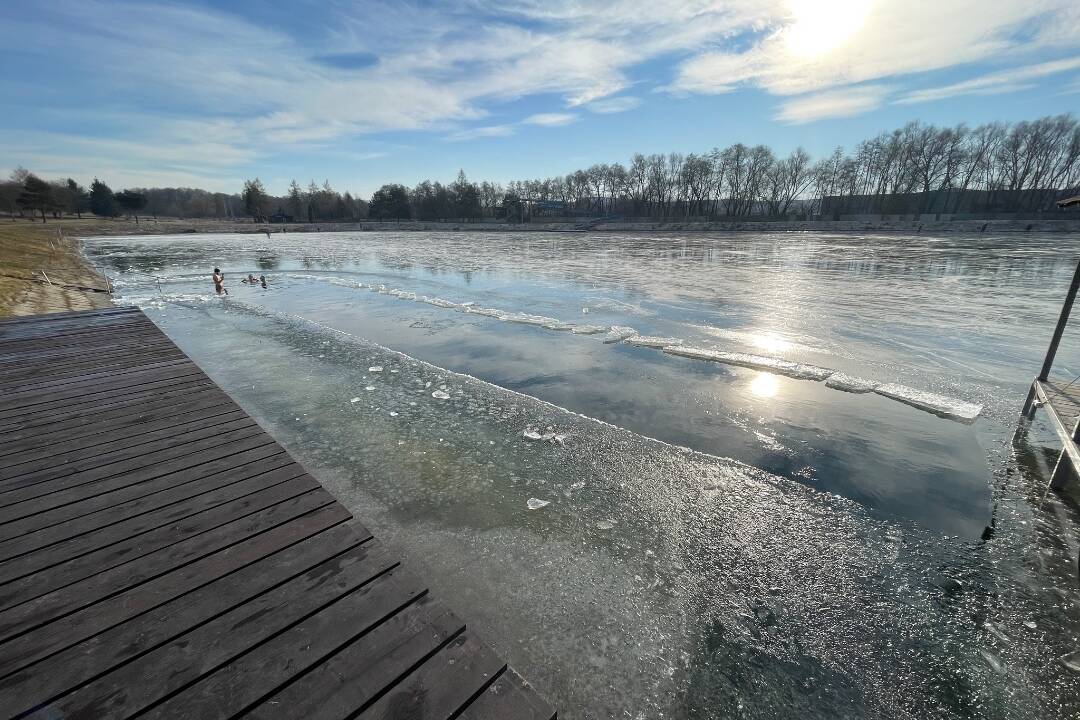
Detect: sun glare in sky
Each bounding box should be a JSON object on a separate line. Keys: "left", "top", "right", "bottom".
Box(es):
{"left": 784, "top": 0, "right": 873, "bottom": 58}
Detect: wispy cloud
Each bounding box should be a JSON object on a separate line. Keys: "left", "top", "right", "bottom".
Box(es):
{"left": 895, "top": 57, "right": 1080, "bottom": 104}
{"left": 445, "top": 125, "right": 515, "bottom": 142}
{"left": 522, "top": 113, "right": 578, "bottom": 126}
{"left": 776, "top": 85, "right": 890, "bottom": 124}
{"left": 584, "top": 96, "right": 642, "bottom": 114}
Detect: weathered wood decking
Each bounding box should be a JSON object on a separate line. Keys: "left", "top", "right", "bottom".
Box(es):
{"left": 0, "top": 306, "right": 554, "bottom": 720}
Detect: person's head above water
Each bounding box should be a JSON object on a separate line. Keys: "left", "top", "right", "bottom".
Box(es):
{"left": 213, "top": 268, "right": 220, "bottom": 273}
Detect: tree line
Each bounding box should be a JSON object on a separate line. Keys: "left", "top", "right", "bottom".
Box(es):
{"left": 4, "top": 114, "right": 1077, "bottom": 225}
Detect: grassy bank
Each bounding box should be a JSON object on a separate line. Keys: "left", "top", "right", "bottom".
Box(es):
{"left": 0, "top": 219, "right": 116, "bottom": 317}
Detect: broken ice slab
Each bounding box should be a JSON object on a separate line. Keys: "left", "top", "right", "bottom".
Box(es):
{"left": 662, "top": 346, "right": 833, "bottom": 381}
{"left": 602, "top": 326, "right": 638, "bottom": 343}
{"left": 825, "top": 372, "right": 879, "bottom": 393}
{"left": 874, "top": 383, "right": 983, "bottom": 422}
{"left": 625, "top": 336, "right": 683, "bottom": 348}
{"left": 571, "top": 325, "right": 608, "bottom": 335}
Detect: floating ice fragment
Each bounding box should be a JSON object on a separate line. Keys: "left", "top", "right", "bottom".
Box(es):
{"left": 526, "top": 498, "right": 550, "bottom": 510}
{"left": 425, "top": 381, "right": 432, "bottom": 388}
{"left": 1061, "top": 651, "right": 1080, "bottom": 673}
{"left": 571, "top": 325, "right": 607, "bottom": 335}
{"left": 523, "top": 428, "right": 543, "bottom": 441}
{"left": 541, "top": 321, "right": 574, "bottom": 331}
{"left": 983, "top": 622, "right": 1010, "bottom": 645}
{"left": 368, "top": 366, "right": 383, "bottom": 372}
{"left": 431, "top": 390, "right": 451, "bottom": 400}
{"left": 874, "top": 383, "right": 982, "bottom": 422}
{"left": 349, "top": 397, "right": 361, "bottom": 403}
{"left": 365, "top": 386, "right": 375, "bottom": 391}
{"left": 603, "top": 326, "right": 637, "bottom": 343}
{"left": 980, "top": 649, "right": 1005, "bottom": 674}
{"left": 420, "top": 296, "right": 459, "bottom": 309}
{"left": 552, "top": 434, "right": 567, "bottom": 445}
{"left": 663, "top": 346, "right": 833, "bottom": 381}
{"left": 1023, "top": 620, "right": 1037, "bottom": 630}
{"left": 389, "top": 411, "right": 399, "bottom": 417}
{"left": 825, "top": 373, "right": 878, "bottom": 393}
{"left": 596, "top": 519, "right": 617, "bottom": 530}
{"left": 626, "top": 335, "right": 683, "bottom": 348}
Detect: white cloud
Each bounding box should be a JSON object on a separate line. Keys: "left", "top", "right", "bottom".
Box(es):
{"left": 584, "top": 96, "right": 642, "bottom": 114}
{"left": 445, "top": 125, "right": 516, "bottom": 142}
{"left": 522, "top": 113, "right": 578, "bottom": 126}
{"left": 776, "top": 85, "right": 890, "bottom": 124}
{"left": 896, "top": 56, "right": 1080, "bottom": 104}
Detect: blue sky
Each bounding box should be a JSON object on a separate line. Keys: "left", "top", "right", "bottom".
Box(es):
{"left": 1, "top": 0, "right": 1078, "bottom": 197}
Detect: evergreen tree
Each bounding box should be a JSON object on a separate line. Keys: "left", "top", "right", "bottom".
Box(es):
{"left": 369, "top": 184, "right": 411, "bottom": 220}
{"left": 89, "top": 178, "right": 118, "bottom": 217}
{"left": 241, "top": 178, "right": 268, "bottom": 221}
{"left": 66, "top": 179, "right": 89, "bottom": 219}
{"left": 287, "top": 180, "right": 304, "bottom": 221}
{"left": 16, "top": 174, "right": 54, "bottom": 223}
{"left": 114, "top": 189, "right": 149, "bottom": 224}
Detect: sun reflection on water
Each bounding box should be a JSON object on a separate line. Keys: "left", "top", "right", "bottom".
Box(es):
{"left": 749, "top": 372, "right": 779, "bottom": 398}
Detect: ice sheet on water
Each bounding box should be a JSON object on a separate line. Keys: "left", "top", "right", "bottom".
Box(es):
{"left": 465, "top": 306, "right": 507, "bottom": 319}
{"left": 431, "top": 389, "right": 451, "bottom": 400}
{"left": 368, "top": 366, "right": 383, "bottom": 372}
{"left": 602, "top": 326, "right": 638, "bottom": 344}
{"left": 662, "top": 346, "right": 834, "bottom": 381}
{"left": 523, "top": 428, "right": 543, "bottom": 441}
{"left": 626, "top": 336, "right": 683, "bottom": 348}
{"left": 571, "top": 325, "right": 607, "bottom": 335}
{"left": 825, "top": 373, "right": 879, "bottom": 393}
{"left": 501, "top": 312, "right": 564, "bottom": 327}
{"left": 526, "top": 498, "right": 550, "bottom": 510}
{"left": 874, "top": 383, "right": 983, "bottom": 422}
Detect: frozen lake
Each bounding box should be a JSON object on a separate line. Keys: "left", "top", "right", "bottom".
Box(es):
{"left": 87, "top": 230, "right": 1080, "bottom": 719}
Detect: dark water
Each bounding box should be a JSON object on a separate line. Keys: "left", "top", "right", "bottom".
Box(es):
{"left": 85, "top": 231, "right": 1080, "bottom": 719}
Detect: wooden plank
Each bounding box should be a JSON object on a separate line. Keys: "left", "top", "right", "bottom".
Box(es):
{"left": 0, "top": 362, "right": 206, "bottom": 412}
{"left": 0, "top": 478, "right": 327, "bottom": 607}
{"left": 0, "top": 461, "right": 305, "bottom": 564}
{"left": 0, "top": 515, "right": 367, "bottom": 687}
{"left": 457, "top": 669, "right": 557, "bottom": 720}
{"left": 0, "top": 390, "right": 234, "bottom": 457}
{"left": 0, "top": 347, "right": 188, "bottom": 390}
{"left": 0, "top": 336, "right": 176, "bottom": 369}
{"left": 0, "top": 435, "right": 279, "bottom": 525}
{"left": 0, "top": 306, "right": 138, "bottom": 326}
{"left": 354, "top": 632, "right": 507, "bottom": 720}
{"left": 0, "top": 355, "right": 194, "bottom": 396}
{"left": 0, "top": 492, "right": 347, "bottom": 642}
{"left": 0, "top": 382, "right": 224, "bottom": 440}
{"left": 26, "top": 547, "right": 410, "bottom": 720}
{"left": 0, "top": 445, "right": 287, "bottom": 540}
{"left": 0, "top": 421, "right": 265, "bottom": 502}
{"left": 0, "top": 404, "right": 244, "bottom": 474}
{"left": 150, "top": 595, "right": 452, "bottom": 720}
{"left": 244, "top": 602, "right": 465, "bottom": 720}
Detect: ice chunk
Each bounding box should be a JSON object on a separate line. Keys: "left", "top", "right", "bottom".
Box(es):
{"left": 1062, "top": 651, "right": 1080, "bottom": 673}
{"left": 389, "top": 411, "right": 399, "bottom": 417}
{"left": 365, "top": 386, "right": 375, "bottom": 391}
{"left": 825, "top": 373, "right": 878, "bottom": 393}
{"left": 368, "top": 365, "right": 383, "bottom": 372}
{"left": 552, "top": 433, "right": 567, "bottom": 445}
{"left": 571, "top": 325, "right": 607, "bottom": 335}
{"left": 526, "top": 498, "right": 550, "bottom": 510}
{"left": 602, "top": 326, "right": 638, "bottom": 343}
{"left": 431, "top": 390, "right": 451, "bottom": 400}
{"left": 980, "top": 649, "right": 1005, "bottom": 674}
{"left": 349, "top": 397, "right": 361, "bottom": 403}
{"left": 523, "top": 428, "right": 543, "bottom": 441}
{"left": 465, "top": 306, "right": 506, "bottom": 319}
{"left": 502, "top": 312, "right": 563, "bottom": 327}
{"left": 625, "top": 336, "right": 683, "bottom": 348}
{"left": 1023, "top": 620, "right": 1037, "bottom": 630}
{"left": 874, "top": 383, "right": 982, "bottom": 422}
{"left": 420, "top": 296, "right": 459, "bottom": 309}
{"left": 596, "top": 519, "right": 617, "bottom": 530}
{"left": 542, "top": 321, "right": 574, "bottom": 331}
{"left": 663, "top": 346, "right": 833, "bottom": 381}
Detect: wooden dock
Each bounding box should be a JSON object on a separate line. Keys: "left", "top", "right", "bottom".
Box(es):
{"left": 0, "top": 306, "right": 554, "bottom": 720}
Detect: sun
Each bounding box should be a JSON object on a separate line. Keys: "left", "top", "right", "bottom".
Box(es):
{"left": 784, "top": 0, "right": 872, "bottom": 58}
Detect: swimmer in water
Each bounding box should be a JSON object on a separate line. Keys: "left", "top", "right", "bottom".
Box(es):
{"left": 212, "top": 268, "right": 227, "bottom": 295}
